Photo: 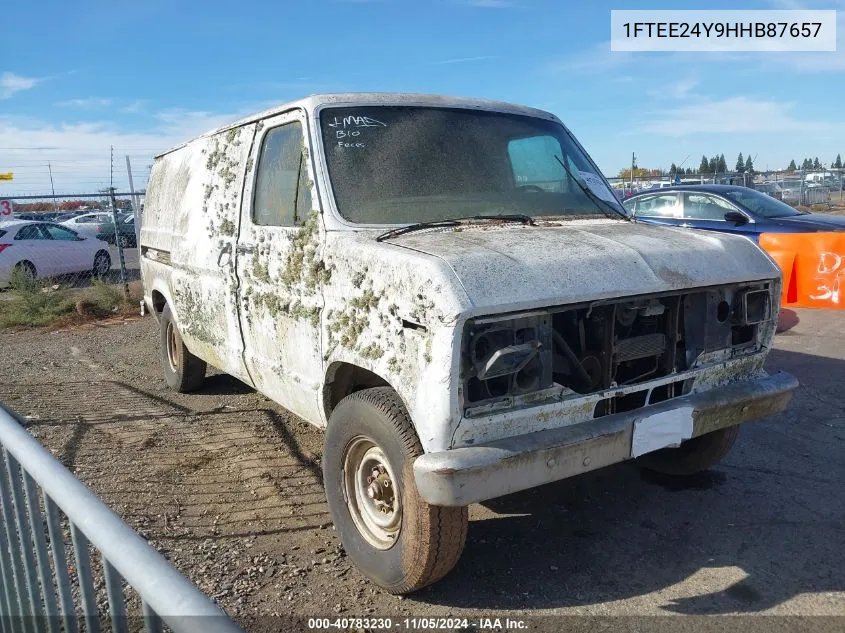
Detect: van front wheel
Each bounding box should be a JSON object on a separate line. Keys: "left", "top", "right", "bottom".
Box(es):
{"left": 159, "top": 304, "right": 206, "bottom": 392}
{"left": 323, "top": 387, "right": 468, "bottom": 594}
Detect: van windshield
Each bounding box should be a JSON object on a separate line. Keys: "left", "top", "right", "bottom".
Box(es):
{"left": 319, "top": 106, "right": 626, "bottom": 225}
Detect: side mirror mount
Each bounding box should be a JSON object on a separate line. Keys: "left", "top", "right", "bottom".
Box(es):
{"left": 724, "top": 211, "right": 749, "bottom": 225}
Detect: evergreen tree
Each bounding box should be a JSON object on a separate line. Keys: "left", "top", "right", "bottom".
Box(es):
{"left": 698, "top": 155, "right": 709, "bottom": 173}
{"left": 717, "top": 154, "right": 727, "bottom": 173}
{"left": 834, "top": 154, "right": 842, "bottom": 169}
{"left": 813, "top": 157, "right": 821, "bottom": 170}
{"left": 669, "top": 162, "right": 678, "bottom": 175}
{"left": 788, "top": 159, "right": 797, "bottom": 171}
{"left": 708, "top": 157, "right": 718, "bottom": 172}
{"left": 745, "top": 154, "right": 754, "bottom": 174}
{"left": 802, "top": 158, "right": 812, "bottom": 170}
{"left": 736, "top": 153, "right": 745, "bottom": 173}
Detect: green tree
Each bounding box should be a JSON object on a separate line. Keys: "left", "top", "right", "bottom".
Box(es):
{"left": 802, "top": 158, "right": 811, "bottom": 170}
{"left": 788, "top": 159, "right": 797, "bottom": 171}
{"left": 669, "top": 162, "right": 678, "bottom": 175}
{"left": 699, "top": 155, "right": 709, "bottom": 173}
{"left": 708, "top": 157, "right": 718, "bottom": 172}
{"left": 813, "top": 157, "right": 821, "bottom": 170}
{"left": 717, "top": 154, "right": 727, "bottom": 173}
{"left": 736, "top": 153, "right": 745, "bottom": 173}
{"left": 745, "top": 154, "right": 754, "bottom": 174}
{"left": 834, "top": 154, "right": 842, "bottom": 169}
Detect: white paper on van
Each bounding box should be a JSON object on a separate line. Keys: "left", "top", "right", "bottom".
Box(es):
{"left": 631, "top": 407, "right": 694, "bottom": 457}
{"left": 578, "top": 170, "right": 618, "bottom": 203}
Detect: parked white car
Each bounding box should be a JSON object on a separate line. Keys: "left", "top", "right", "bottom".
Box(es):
{"left": 141, "top": 93, "right": 797, "bottom": 594}
{"left": 0, "top": 220, "right": 112, "bottom": 285}
{"left": 60, "top": 212, "right": 115, "bottom": 237}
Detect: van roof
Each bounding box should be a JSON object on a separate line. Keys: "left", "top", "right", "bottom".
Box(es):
{"left": 155, "top": 92, "right": 559, "bottom": 158}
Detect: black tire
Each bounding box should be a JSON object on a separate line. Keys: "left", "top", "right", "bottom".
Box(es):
{"left": 159, "top": 303, "right": 207, "bottom": 392}
{"left": 118, "top": 235, "right": 130, "bottom": 249}
{"left": 637, "top": 425, "right": 740, "bottom": 476}
{"left": 13, "top": 261, "right": 37, "bottom": 280}
{"left": 92, "top": 251, "right": 111, "bottom": 278}
{"left": 323, "top": 387, "right": 468, "bottom": 594}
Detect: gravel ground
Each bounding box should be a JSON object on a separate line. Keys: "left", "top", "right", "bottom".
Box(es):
{"left": 0, "top": 308, "right": 843, "bottom": 630}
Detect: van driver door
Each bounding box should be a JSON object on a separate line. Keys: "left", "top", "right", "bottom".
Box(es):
{"left": 235, "top": 109, "right": 325, "bottom": 424}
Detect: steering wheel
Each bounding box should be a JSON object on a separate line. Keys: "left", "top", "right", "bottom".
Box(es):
{"left": 517, "top": 184, "right": 545, "bottom": 193}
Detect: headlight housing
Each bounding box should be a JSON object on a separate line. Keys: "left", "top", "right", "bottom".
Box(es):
{"left": 462, "top": 312, "right": 554, "bottom": 410}
{"left": 460, "top": 281, "right": 776, "bottom": 417}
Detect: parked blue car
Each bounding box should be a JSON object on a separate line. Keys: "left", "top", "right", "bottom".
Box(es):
{"left": 622, "top": 184, "right": 845, "bottom": 241}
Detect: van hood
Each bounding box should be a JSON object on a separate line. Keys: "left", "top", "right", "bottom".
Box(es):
{"left": 389, "top": 220, "right": 779, "bottom": 311}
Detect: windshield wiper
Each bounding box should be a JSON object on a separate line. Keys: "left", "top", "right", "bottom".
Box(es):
{"left": 553, "top": 155, "right": 628, "bottom": 221}
{"left": 376, "top": 214, "right": 535, "bottom": 242}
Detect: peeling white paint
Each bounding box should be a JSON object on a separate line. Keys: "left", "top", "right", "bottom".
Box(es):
{"left": 140, "top": 93, "right": 785, "bottom": 461}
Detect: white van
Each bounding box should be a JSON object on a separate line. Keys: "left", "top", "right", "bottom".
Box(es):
{"left": 141, "top": 93, "right": 797, "bottom": 593}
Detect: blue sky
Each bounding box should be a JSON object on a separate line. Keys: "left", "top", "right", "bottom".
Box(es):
{"left": 1, "top": 0, "right": 843, "bottom": 195}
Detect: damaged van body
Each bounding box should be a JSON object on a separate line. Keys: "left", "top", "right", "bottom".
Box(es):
{"left": 140, "top": 93, "right": 798, "bottom": 593}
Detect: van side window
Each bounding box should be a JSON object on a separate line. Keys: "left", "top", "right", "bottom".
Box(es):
{"left": 253, "top": 121, "right": 309, "bottom": 227}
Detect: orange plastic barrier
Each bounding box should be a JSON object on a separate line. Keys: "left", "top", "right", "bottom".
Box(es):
{"left": 759, "top": 232, "right": 845, "bottom": 309}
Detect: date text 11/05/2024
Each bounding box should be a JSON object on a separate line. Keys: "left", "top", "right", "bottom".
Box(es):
{"left": 307, "top": 617, "right": 528, "bottom": 630}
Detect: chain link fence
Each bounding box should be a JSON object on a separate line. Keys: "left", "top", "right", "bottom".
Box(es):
{"left": 607, "top": 169, "right": 845, "bottom": 207}
{"left": 0, "top": 191, "right": 143, "bottom": 329}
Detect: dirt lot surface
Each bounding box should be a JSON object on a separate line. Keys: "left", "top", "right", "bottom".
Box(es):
{"left": 0, "top": 308, "right": 843, "bottom": 630}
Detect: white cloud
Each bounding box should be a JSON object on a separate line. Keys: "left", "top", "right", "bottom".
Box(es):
{"left": 636, "top": 97, "right": 828, "bottom": 137}
{"left": 120, "top": 100, "right": 147, "bottom": 114}
{"left": 0, "top": 108, "right": 255, "bottom": 195}
{"left": 462, "top": 0, "right": 515, "bottom": 7}
{"left": 433, "top": 55, "right": 499, "bottom": 65}
{"left": 546, "top": 42, "right": 634, "bottom": 74}
{"left": 55, "top": 97, "right": 113, "bottom": 108}
{"left": 0, "top": 72, "right": 43, "bottom": 99}
{"left": 647, "top": 78, "right": 699, "bottom": 100}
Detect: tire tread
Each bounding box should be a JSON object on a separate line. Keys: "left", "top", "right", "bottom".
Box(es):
{"left": 160, "top": 304, "right": 207, "bottom": 393}
{"left": 339, "top": 387, "right": 467, "bottom": 594}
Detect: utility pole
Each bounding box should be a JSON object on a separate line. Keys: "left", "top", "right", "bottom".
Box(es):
{"left": 108, "top": 187, "right": 130, "bottom": 299}
{"left": 47, "top": 162, "right": 58, "bottom": 212}
{"left": 125, "top": 155, "right": 141, "bottom": 249}
{"left": 109, "top": 145, "right": 114, "bottom": 200}
{"left": 675, "top": 154, "right": 690, "bottom": 183}
{"left": 630, "top": 152, "right": 636, "bottom": 190}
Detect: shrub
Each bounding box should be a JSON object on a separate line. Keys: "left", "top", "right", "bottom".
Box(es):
{"left": 0, "top": 276, "right": 143, "bottom": 329}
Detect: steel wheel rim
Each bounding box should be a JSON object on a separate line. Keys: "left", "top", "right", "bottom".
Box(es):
{"left": 94, "top": 254, "right": 109, "bottom": 276}
{"left": 342, "top": 436, "right": 401, "bottom": 550}
{"left": 166, "top": 322, "right": 181, "bottom": 372}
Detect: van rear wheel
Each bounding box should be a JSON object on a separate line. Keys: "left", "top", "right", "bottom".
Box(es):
{"left": 322, "top": 387, "right": 468, "bottom": 594}
{"left": 160, "top": 304, "right": 206, "bottom": 392}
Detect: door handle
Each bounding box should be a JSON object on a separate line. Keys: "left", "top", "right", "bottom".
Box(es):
{"left": 217, "top": 242, "right": 233, "bottom": 266}
{"left": 237, "top": 244, "right": 255, "bottom": 255}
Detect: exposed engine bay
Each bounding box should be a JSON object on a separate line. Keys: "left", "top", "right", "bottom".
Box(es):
{"left": 462, "top": 282, "right": 774, "bottom": 417}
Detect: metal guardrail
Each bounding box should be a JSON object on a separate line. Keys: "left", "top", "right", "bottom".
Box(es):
{"left": 0, "top": 405, "right": 243, "bottom": 633}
